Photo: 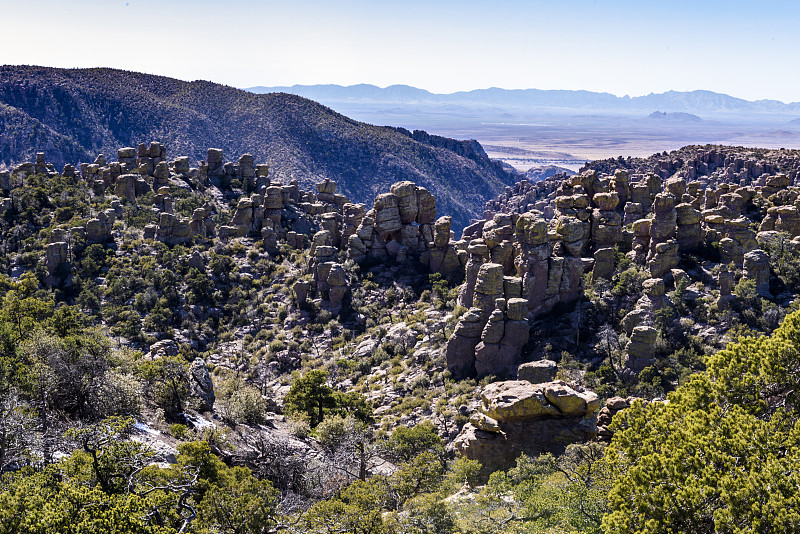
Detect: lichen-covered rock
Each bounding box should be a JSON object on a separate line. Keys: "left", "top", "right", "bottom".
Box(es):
{"left": 505, "top": 298, "right": 527, "bottom": 321}
{"left": 648, "top": 239, "right": 679, "bottom": 277}
{"left": 626, "top": 326, "right": 657, "bottom": 372}
{"left": 643, "top": 277, "right": 665, "bottom": 297}
{"left": 474, "top": 263, "right": 504, "bottom": 297}
{"left": 593, "top": 191, "right": 619, "bottom": 211}
{"left": 516, "top": 213, "right": 548, "bottom": 245}
{"left": 454, "top": 380, "right": 599, "bottom": 476}
{"left": 480, "top": 380, "right": 560, "bottom": 421}
{"left": 544, "top": 382, "right": 599, "bottom": 415}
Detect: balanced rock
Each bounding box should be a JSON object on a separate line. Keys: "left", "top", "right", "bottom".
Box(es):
{"left": 517, "top": 359, "right": 558, "bottom": 383}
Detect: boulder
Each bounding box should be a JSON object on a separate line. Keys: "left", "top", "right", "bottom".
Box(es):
{"left": 416, "top": 187, "right": 436, "bottom": 224}
{"left": 505, "top": 298, "right": 527, "bottom": 321}
{"left": 626, "top": 326, "right": 657, "bottom": 372}
{"left": 592, "top": 247, "right": 615, "bottom": 281}
{"left": 453, "top": 380, "right": 599, "bottom": 477}
{"left": 743, "top": 249, "right": 771, "bottom": 297}
{"left": 474, "top": 263, "right": 504, "bottom": 296}
{"left": 593, "top": 192, "right": 619, "bottom": 211}
{"left": 445, "top": 308, "right": 484, "bottom": 378}
{"left": 517, "top": 359, "right": 558, "bottom": 384}
{"left": 148, "top": 340, "right": 179, "bottom": 360}
{"left": 373, "top": 193, "right": 402, "bottom": 237}
{"left": 480, "top": 380, "right": 560, "bottom": 421}
{"left": 390, "top": 181, "right": 419, "bottom": 224}
{"left": 189, "top": 358, "right": 215, "bottom": 411}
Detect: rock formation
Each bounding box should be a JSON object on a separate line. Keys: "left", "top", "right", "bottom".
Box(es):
{"left": 453, "top": 380, "right": 599, "bottom": 476}
{"left": 189, "top": 358, "right": 216, "bottom": 412}
{"left": 517, "top": 359, "right": 558, "bottom": 383}
{"left": 596, "top": 396, "right": 641, "bottom": 441}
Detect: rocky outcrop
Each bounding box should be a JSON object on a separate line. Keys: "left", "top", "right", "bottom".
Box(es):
{"left": 345, "top": 181, "right": 462, "bottom": 276}
{"left": 146, "top": 340, "right": 179, "bottom": 360}
{"left": 189, "top": 358, "right": 215, "bottom": 412}
{"left": 45, "top": 241, "right": 68, "bottom": 286}
{"left": 447, "top": 261, "right": 530, "bottom": 378}
{"left": 311, "top": 261, "right": 349, "bottom": 310}
{"left": 743, "top": 249, "right": 771, "bottom": 297}
{"left": 189, "top": 206, "right": 216, "bottom": 239}
{"left": 625, "top": 325, "right": 657, "bottom": 373}
{"left": 221, "top": 195, "right": 265, "bottom": 238}
{"left": 85, "top": 212, "right": 113, "bottom": 243}
{"left": 114, "top": 173, "right": 151, "bottom": 203}
{"left": 453, "top": 380, "right": 599, "bottom": 476}
{"left": 147, "top": 213, "right": 193, "bottom": 246}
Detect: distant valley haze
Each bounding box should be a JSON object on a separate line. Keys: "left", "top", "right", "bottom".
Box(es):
{"left": 246, "top": 83, "right": 800, "bottom": 172}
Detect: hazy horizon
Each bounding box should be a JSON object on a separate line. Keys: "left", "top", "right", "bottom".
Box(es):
{"left": 5, "top": 0, "right": 800, "bottom": 103}
{"left": 245, "top": 82, "right": 800, "bottom": 105}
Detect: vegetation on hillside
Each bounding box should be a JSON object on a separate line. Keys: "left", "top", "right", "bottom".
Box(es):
{"left": 0, "top": 66, "right": 515, "bottom": 229}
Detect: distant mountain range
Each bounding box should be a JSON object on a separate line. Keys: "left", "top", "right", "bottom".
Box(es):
{"left": 0, "top": 66, "right": 517, "bottom": 229}
{"left": 247, "top": 84, "right": 800, "bottom": 117}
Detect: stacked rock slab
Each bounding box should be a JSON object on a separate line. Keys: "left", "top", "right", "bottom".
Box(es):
{"left": 152, "top": 213, "right": 192, "bottom": 246}
{"left": 625, "top": 325, "right": 657, "bottom": 372}
{"left": 453, "top": 380, "right": 599, "bottom": 477}
{"left": 448, "top": 262, "right": 530, "bottom": 378}
{"left": 517, "top": 359, "right": 558, "bottom": 383}
{"left": 596, "top": 396, "right": 641, "bottom": 441}
{"left": 646, "top": 192, "right": 679, "bottom": 277}
{"left": 514, "top": 213, "right": 550, "bottom": 314}
{"left": 743, "top": 249, "right": 771, "bottom": 297}
{"left": 345, "top": 181, "right": 462, "bottom": 276}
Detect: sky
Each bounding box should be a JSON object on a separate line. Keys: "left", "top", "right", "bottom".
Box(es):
{"left": 3, "top": 0, "right": 800, "bottom": 102}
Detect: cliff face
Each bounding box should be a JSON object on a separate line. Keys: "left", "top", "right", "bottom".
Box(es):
{"left": 0, "top": 66, "right": 516, "bottom": 230}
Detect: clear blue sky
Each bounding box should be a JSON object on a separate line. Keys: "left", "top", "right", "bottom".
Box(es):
{"left": 3, "top": 0, "right": 799, "bottom": 102}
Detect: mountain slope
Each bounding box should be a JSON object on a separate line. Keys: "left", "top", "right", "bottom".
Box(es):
{"left": 0, "top": 66, "right": 514, "bottom": 229}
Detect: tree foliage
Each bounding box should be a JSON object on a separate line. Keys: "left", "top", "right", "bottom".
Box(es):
{"left": 603, "top": 308, "right": 800, "bottom": 533}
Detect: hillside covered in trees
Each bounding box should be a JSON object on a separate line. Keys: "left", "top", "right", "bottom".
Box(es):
{"left": 0, "top": 66, "right": 515, "bottom": 230}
